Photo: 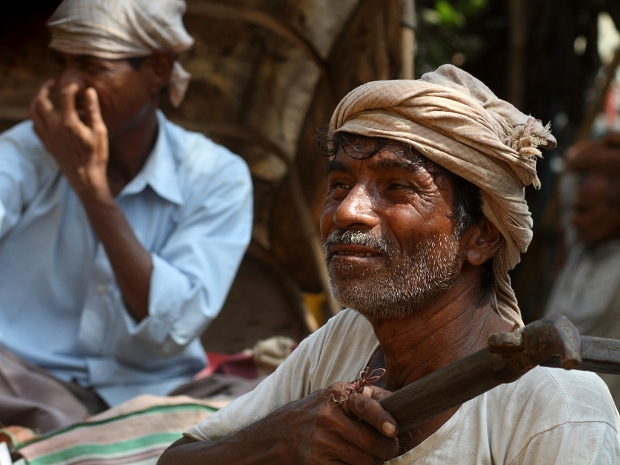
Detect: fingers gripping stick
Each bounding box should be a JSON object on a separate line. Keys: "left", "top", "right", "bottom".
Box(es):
{"left": 329, "top": 368, "right": 386, "bottom": 414}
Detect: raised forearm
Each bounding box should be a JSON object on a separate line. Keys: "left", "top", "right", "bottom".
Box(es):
{"left": 30, "top": 82, "right": 152, "bottom": 322}
{"left": 79, "top": 187, "right": 152, "bottom": 322}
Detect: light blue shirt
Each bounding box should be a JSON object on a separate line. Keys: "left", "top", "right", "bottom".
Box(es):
{"left": 0, "top": 111, "right": 253, "bottom": 406}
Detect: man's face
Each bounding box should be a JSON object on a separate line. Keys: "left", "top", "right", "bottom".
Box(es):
{"left": 54, "top": 52, "right": 154, "bottom": 140}
{"left": 571, "top": 172, "right": 620, "bottom": 249}
{"left": 320, "top": 144, "right": 463, "bottom": 322}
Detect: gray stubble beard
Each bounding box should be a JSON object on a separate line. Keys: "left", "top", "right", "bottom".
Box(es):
{"left": 324, "top": 230, "right": 461, "bottom": 323}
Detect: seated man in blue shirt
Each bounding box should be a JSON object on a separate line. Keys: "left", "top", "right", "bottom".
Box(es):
{"left": 0, "top": 0, "right": 253, "bottom": 432}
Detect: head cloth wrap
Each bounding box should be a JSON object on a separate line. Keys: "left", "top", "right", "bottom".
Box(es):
{"left": 329, "top": 64, "right": 556, "bottom": 328}
{"left": 46, "top": 0, "right": 194, "bottom": 108}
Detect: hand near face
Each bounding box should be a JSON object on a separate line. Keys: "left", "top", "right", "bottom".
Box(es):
{"left": 30, "top": 79, "right": 110, "bottom": 197}
{"left": 276, "top": 382, "right": 399, "bottom": 464}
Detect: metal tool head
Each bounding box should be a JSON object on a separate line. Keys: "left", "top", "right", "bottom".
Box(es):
{"left": 488, "top": 314, "right": 582, "bottom": 370}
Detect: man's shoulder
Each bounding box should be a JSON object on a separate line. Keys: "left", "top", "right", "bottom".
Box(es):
{"left": 487, "top": 366, "right": 619, "bottom": 429}
{"left": 465, "top": 367, "right": 620, "bottom": 463}
{"left": 297, "top": 308, "right": 374, "bottom": 355}
{"left": 292, "top": 309, "right": 377, "bottom": 383}
{"left": 321, "top": 308, "right": 375, "bottom": 339}
{"left": 159, "top": 114, "right": 249, "bottom": 178}
{"left": 0, "top": 120, "right": 44, "bottom": 152}
{"left": 0, "top": 120, "right": 57, "bottom": 176}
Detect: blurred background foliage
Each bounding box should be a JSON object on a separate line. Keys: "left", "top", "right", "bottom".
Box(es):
{"left": 416, "top": 0, "right": 490, "bottom": 74}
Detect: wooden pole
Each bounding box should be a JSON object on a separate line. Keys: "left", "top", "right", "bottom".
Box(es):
{"left": 508, "top": 0, "right": 527, "bottom": 109}
{"left": 401, "top": 0, "right": 416, "bottom": 80}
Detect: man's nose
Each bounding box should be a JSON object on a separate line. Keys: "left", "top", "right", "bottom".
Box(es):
{"left": 332, "top": 184, "right": 379, "bottom": 230}
{"left": 57, "top": 65, "right": 86, "bottom": 91}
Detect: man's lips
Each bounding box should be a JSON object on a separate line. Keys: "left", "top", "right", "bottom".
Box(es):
{"left": 329, "top": 245, "right": 382, "bottom": 258}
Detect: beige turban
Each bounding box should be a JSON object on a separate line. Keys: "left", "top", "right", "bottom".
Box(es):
{"left": 46, "top": 0, "right": 194, "bottom": 108}
{"left": 329, "top": 64, "right": 556, "bottom": 328}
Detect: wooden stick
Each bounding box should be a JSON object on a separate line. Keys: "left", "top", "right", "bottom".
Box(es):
{"left": 377, "top": 316, "right": 619, "bottom": 432}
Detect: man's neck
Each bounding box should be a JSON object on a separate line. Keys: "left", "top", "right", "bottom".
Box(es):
{"left": 370, "top": 279, "right": 512, "bottom": 392}
{"left": 367, "top": 275, "right": 513, "bottom": 452}
{"left": 106, "top": 109, "right": 159, "bottom": 197}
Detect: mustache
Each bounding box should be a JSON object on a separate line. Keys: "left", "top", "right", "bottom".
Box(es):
{"left": 323, "top": 229, "right": 391, "bottom": 255}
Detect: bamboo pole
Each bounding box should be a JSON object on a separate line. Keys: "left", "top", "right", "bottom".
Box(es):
{"left": 401, "top": 0, "right": 416, "bottom": 80}
{"left": 507, "top": 0, "right": 527, "bottom": 110}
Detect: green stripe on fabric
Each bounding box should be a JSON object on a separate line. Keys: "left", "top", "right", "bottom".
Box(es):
{"left": 19, "top": 404, "right": 217, "bottom": 447}
{"left": 26, "top": 432, "right": 182, "bottom": 465}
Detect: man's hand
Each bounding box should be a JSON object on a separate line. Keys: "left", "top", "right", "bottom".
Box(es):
{"left": 30, "top": 79, "right": 110, "bottom": 197}
{"left": 159, "top": 382, "right": 400, "bottom": 465}
{"left": 287, "top": 382, "right": 399, "bottom": 464}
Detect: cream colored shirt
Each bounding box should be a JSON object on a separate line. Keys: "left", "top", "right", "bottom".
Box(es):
{"left": 185, "top": 309, "right": 620, "bottom": 464}
{"left": 545, "top": 240, "right": 620, "bottom": 406}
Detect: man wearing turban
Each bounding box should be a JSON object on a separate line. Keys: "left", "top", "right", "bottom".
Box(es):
{"left": 545, "top": 133, "right": 620, "bottom": 407}
{"left": 0, "top": 0, "right": 252, "bottom": 431}
{"left": 160, "top": 65, "right": 619, "bottom": 464}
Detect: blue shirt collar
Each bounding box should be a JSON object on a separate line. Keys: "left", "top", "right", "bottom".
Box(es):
{"left": 118, "top": 111, "right": 183, "bottom": 205}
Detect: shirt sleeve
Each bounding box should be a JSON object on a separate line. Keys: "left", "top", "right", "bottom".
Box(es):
{"left": 0, "top": 123, "right": 50, "bottom": 239}
{"left": 120, "top": 151, "right": 253, "bottom": 358}
{"left": 185, "top": 334, "right": 315, "bottom": 441}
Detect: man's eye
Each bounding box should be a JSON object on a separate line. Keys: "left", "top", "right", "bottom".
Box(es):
{"left": 329, "top": 181, "right": 351, "bottom": 194}
{"left": 333, "top": 182, "right": 350, "bottom": 189}
{"left": 83, "top": 63, "right": 105, "bottom": 73}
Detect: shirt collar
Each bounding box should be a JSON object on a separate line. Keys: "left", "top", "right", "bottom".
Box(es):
{"left": 118, "top": 111, "right": 183, "bottom": 205}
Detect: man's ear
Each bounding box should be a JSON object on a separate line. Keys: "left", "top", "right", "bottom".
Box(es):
{"left": 144, "top": 52, "right": 174, "bottom": 95}
{"left": 462, "top": 218, "right": 504, "bottom": 266}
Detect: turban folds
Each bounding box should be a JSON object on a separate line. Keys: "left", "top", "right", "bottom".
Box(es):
{"left": 329, "top": 65, "right": 556, "bottom": 328}
{"left": 46, "top": 0, "right": 194, "bottom": 108}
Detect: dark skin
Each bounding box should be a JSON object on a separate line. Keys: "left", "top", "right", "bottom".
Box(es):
{"left": 158, "top": 145, "right": 511, "bottom": 464}
{"left": 570, "top": 172, "right": 620, "bottom": 249}
{"left": 29, "top": 51, "right": 174, "bottom": 322}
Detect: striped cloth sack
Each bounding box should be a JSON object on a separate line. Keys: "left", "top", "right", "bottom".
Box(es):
{"left": 13, "top": 395, "right": 224, "bottom": 465}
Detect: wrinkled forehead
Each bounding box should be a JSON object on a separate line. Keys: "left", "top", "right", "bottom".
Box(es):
{"left": 329, "top": 133, "right": 443, "bottom": 173}
{"left": 326, "top": 141, "right": 456, "bottom": 202}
